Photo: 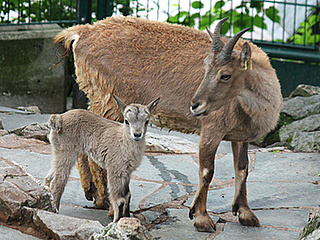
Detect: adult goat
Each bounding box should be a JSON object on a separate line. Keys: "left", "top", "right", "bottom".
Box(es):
{"left": 54, "top": 16, "right": 282, "bottom": 232}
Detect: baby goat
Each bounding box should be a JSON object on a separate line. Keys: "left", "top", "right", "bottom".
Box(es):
{"left": 44, "top": 95, "right": 160, "bottom": 222}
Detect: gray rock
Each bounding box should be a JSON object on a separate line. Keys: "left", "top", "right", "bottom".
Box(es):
{"left": 0, "top": 157, "right": 56, "bottom": 223}
{"left": 214, "top": 222, "right": 298, "bottom": 240}
{"left": 301, "top": 229, "right": 320, "bottom": 240}
{"left": 0, "top": 225, "right": 41, "bottom": 240}
{"left": 299, "top": 209, "right": 320, "bottom": 240}
{"left": 9, "top": 122, "right": 50, "bottom": 142}
{"left": 17, "top": 106, "right": 41, "bottom": 114}
{"left": 279, "top": 114, "right": 320, "bottom": 142}
{"left": 31, "top": 208, "right": 104, "bottom": 240}
{"left": 146, "top": 132, "right": 198, "bottom": 154}
{"left": 282, "top": 95, "right": 320, "bottom": 120}
{"left": 90, "top": 217, "right": 152, "bottom": 240}
{"left": 290, "top": 131, "right": 320, "bottom": 152}
{"left": 289, "top": 84, "right": 320, "bottom": 98}
{"left": 150, "top": 208, "right": 213, "bottom": 240}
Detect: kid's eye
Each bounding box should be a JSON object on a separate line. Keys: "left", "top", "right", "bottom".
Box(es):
{"left": 145, "top": 119, "right": 149, "bottom": 125}
{"left": 125, "top": 119, "right": 129, "bottom": 125}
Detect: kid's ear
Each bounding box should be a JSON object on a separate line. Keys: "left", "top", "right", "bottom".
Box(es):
{"left": 113, "top": 95, "right": 127, "bottom": 114}
{"left": 240, "top": 42, "right": 252, "bottom": 69}
{"left": 147, "top": 97, "right": 160, "bottom": 113}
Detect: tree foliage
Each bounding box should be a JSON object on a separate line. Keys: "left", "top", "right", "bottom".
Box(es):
{"left": 167, "top": 0, "right": 280, "bottom": 34}
{"left": 288, "top": 8, "right": 320, "bottom": 48}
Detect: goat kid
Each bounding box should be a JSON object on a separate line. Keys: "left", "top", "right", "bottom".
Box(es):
{"left": 44, "top": 96, "right": 160, "bottom": 222}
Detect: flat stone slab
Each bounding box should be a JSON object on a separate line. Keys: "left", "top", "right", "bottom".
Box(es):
{"left": 59, "top": 205, "right": 112, "bottom": 226}
{"left": 249, "top": 152, "right": 320, "bottom": 182}
{"left": 0, "top": 225, "right": 41, "bottom": 240}
{"left": 31, "top": 208, "right": 103, "bottom": 240}
{"left": 135, "top": 155, "right": 199, "bottom": 184}
{"left": 0, "top": 112, "right": 50, "bottom": 131}
{"left": 150, "top": 208, "right": 214, "bottom": 240}
{"left": 254, "top": 208, "right": 310, "bottom": 230}
{"left": 0, "top": 156, "right": 56, "bottom": 222}
{"left": 214, "top": 222, "right": 299, "bottom": 240}
{"left": 185, "top": 181, "right": 319, "bottom": 213}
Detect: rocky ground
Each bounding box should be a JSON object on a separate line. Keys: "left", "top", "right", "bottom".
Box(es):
{"left": 0, "top": 104, "right": 319, "bottom": 240}
{"left": 253, "top": 84, "right": 320, "bottom": 152}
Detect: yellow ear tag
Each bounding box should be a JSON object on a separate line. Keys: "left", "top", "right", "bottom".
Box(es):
{"left": 245, "top": 60, "right": 248, "bottom": 70}
{"left": 250, "top": 57, "right": 253, "bottom": 70}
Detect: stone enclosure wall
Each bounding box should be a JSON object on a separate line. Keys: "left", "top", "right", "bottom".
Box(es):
{"left": 254, "top": 84, "right": 320, "bottom": 152}
{"left": 0, "top": 24, "right": 69, "bottom": 114}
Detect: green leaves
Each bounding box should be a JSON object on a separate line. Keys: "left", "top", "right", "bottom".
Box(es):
{"left": 265, "top": 6, "right": 280, "bottom": 23}
{"left": 288, "top": 9, "right": 320, "bottom": 48}
{"left": 213, "top": 1, "right": 225, "bottom": 10}
{"left": 192, "top": 1, "right": 204, "bottom": 9}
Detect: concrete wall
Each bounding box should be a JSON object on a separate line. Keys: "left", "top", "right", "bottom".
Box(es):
{"left": 0, "top": 24, "right": 68, "bottom": 113}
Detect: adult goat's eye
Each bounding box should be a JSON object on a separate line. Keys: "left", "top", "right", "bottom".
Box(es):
{"left": 125, "top": 119, "right": 129, "bottom": 125}
{"left": 220, "top": 75, "right": 231, "bottom": 82}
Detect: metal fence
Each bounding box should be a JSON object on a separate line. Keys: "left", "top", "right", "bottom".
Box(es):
{"left": 1, "top": 0, "right": 320, "bottom": 60}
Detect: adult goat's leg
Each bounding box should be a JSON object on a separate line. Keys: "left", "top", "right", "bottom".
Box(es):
{"left": 76, "top": 154, "right": 96, "bottom": 201}
{"left": 231, "top": 141, "right": 260, "bottom": 227}
{"left": 89, "top": 160, "right": 112, "bottom": 210}
{"left": 189, "top": 128, "right": 223, "bottom": 232}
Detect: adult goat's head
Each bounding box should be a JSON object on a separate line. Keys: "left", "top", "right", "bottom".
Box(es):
{"left": 190, "top": 18, "right": 251, "bottom": 117}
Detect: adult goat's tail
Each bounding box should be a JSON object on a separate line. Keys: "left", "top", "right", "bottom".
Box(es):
{"left": 51, "top": 25, "right": 87, "bottom": 68}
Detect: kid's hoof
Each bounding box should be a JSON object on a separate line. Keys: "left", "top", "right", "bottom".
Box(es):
{"left": 189, "top": 207, "right": 195, "bottom": 220}
{"left": 239, "top": 209, "right": 260, "bottom": 227}
{"left": 193, "top": 212, "right": 216, "bottom": 233}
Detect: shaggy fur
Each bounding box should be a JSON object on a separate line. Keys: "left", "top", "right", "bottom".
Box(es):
{"left": 44, "top": 96, "right": 159, "bottom": 222}
{"left": 53, "top": 16, "right": 282, "bottom": 232}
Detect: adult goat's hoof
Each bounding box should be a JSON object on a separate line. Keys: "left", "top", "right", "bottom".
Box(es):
{"left": 238, "top": 208, "right": 260, "bottom": 227}
{"left": 193, "top": 212, "right": 216, "bottom": 232}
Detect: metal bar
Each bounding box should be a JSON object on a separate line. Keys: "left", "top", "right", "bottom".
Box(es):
{"left": 70, "top": 0, "right": 72, "bottom": 21}
{"left": 97, "top": 0, "right": 114, "bottom": 20}
{"left": 157, "top": 0, "right": 159, "bottom": 20}
{"left": 229, "top": 0, "right": 233, "bottom": 37}
{"left": 251, "top": 0, "right": 319, "bottom": 8}
{"left": 304, "top": 0, "right": 308, "bottom": 46}
{"left": 261, "top": 2, "right": 264, "bottom": 38}
{"left": 188, "top": 0, "right": 191, "bottom": 26}
{"left": 199, "top": 0, "right": 201, "bottom": 29}
{"left": 167, "top": 0, "right": 170, "bottom": 21}
{"left": 18, "top": 0, "right": 21, "bottom": 24}
{"left": 282, "top": 0, "right": 286, "bottom": 42}
{"left": 250, "top": 3, "right": 253, "bottom": 41}
{"left": 60, "top": 0, "right": 62, "bottom": 21}
{"left": 77, "top": 0, "right": 92, "bottom": 23}
{"left": 240, "top": 1, "right": 243, "bottom": 29}
{"left": 38, "top": 0, "right": 42, "bottom": 22}
{"left": 146, "top": 0, "right": 149, "bottom": 19}
{"left": 293, "top": 0, "right": 297, "bottom": 44}
{"left": 253, "top": 39, "right": 316, "bottom": 50}
{"left": 28, "top": 0, "right": 31, "bottom": 24}
{"left": 177, "top": 0, "right": 180, "bottom": 22}
{"left": 209, "top": 0, "right": 212, "bottom": 27}
{"left": 272, "top": 0, "right": 275, "bottom": 42}
{"left": 260, "top": 46, "right": 320, "bottom": 62}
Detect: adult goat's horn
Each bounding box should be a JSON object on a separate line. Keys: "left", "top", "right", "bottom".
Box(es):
{"left": 206, "top": 17, "right": 229, "bottom": 52}
{"left": 219, "top": 27, "right": 251, "bottom": 63}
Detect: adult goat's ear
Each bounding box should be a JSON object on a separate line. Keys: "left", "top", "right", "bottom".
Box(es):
{"left": 240, "top": 42, "right": 252, "bottom": 69}
{"left": 113, "top": 95, "right": 127, "bottom": 114}
{"left": 147, "top": 97, "right": 160, "bottom": 113}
